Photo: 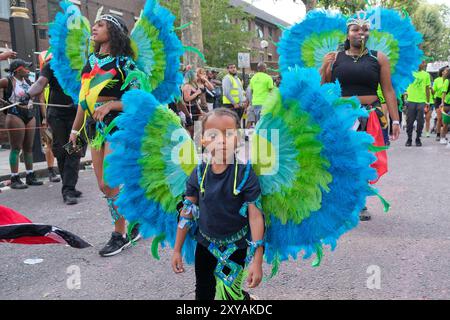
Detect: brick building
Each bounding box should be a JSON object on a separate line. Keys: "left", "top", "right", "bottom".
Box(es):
{"left": 0, "top": 0, "right": 289, "bottom": 145}
{"left": 0, "top": 0, "right": 145, "bottom": 145}
{"left": 230, "top": 0, "right": 290, "bottom": 72}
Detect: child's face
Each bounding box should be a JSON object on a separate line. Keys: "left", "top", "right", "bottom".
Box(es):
{"left": 203, "top": 114, "right": 238, "bottom": 164}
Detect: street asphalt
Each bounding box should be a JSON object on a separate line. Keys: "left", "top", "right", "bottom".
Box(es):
{"left": 0, "top": 132, "right": 449, "bottom": 300}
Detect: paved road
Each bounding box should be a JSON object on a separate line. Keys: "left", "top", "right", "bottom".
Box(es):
{"left": 1, "top": 133, "right": 449, "bottom": 300}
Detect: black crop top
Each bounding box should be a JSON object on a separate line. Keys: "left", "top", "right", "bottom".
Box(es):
{"left": 331, "top": 50, "right": 380, "bottom": 97}
{"left": 81, "top": 53, "right": 138, "bottom": 100}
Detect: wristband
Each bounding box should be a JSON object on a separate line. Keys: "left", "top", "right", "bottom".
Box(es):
{"left": 181, "top": 199, "right": 199, "bottom": 219}
{"left": 245, "top": 239, "right": 265, "bottom": 264}
{"left": 71, "top": 129, "right": 80, "bottom": 136}
{"left": 392, "top": 120, "right": 400, "bottom": 126}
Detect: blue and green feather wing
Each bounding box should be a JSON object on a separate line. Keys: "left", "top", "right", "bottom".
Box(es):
{"left": 105, "top": 90, "right": 198, "bottom": 263}
{"left": 48, "top": 1, "right": 92, "bottom": 104}
{"left": 365, "top": 8, "right": 423, "bottom": 96}
{"left": 278, "top": 9, "right": 347, "bottom": 71}
{"left": 130, "top": 0, "right": 184, "bottom": 104}
{"left": 257, "top": 67, "right": 377, "bottom": 270}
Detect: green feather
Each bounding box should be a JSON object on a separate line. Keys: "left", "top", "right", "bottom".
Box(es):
{"left": 301, "top": 30, "right": 346, "bottom": 68}
{"left": 368, "top": 144, "right": 389, "bottom": 153}
{"left": 254, "top": 91, "right": 332, "bottom": 224}
{"left": 139, "top": 106, "right": 190, "bottom": 213}
{"left": 173, "top": 21, "right": 193, "bottom": 31}
{"left": 65, "top": 15, "right": 92, "bottom": 79}
{"left": 312, "top": 243, "right": 323, "bottom": 267}
{"left": 368, "top": 186, "right": 391, "bottom": 213}
{"left": 151, "top": 233, "right": 166, "bottom": 260}
{"left": 183, "top": 46, "right": 207, "bottom": 63}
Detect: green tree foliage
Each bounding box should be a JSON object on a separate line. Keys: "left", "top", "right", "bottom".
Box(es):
{"left": 412, "top": 4, "right": 448, "bottom": 60}
{"left": 161, "top": 0, "right": 253, "bottom": 68}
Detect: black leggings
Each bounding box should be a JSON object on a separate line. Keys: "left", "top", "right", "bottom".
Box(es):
{"left": 195, "top": 243, "right": 248, "bottom": 300}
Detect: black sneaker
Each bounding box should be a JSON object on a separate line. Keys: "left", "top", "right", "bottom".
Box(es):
{"left": 63, "top": 193, "right": 78, "bottom": 205}
{"left": 130, "top": 223, "right": 142, "bottom": 243}
{"left": 48, "top": 168, "right": 61, "bottom": 183}
{"left": 26, "top": 172, "right": 43, "bottom": 186}
{"left": 10, "top": 175, "right": 28, "bottom": 189}
{"left": 99, "top": 232, "right": 131, "bottom": 257}
{"left": 415, "top": 138, "right": 422, "bottom": 147}
{"left": 359, "top": 210, "right": 371, "bottom": 221}
{"left": 405, "top": 139, "right": 412, "bottom": 147}
{"left": 73, "top": 190, "right": 83, "bottom": 198}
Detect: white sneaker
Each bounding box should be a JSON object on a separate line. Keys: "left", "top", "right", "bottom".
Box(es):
{"left": 440, "top": 138, "right": 448, "bottom": 145}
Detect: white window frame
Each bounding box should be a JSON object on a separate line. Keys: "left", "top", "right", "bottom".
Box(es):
{"left": 0, "top": 1, "right": 11, "bottom": 19}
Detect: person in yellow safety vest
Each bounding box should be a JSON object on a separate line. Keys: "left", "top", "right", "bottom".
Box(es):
{"left": 222, "top": 63, "right": 246, "bottom": 119}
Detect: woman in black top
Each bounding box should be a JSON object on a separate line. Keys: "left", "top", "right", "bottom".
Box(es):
{"left": 320, "top": 16, "right": 400, "bottom": 221}
{"left": 68, "top": 14, "right": 140, "bottom": 256}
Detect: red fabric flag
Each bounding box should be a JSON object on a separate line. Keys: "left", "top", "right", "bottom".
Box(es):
{"left": 0, "top": 205, "right": 91, "bottom": 248}
{"left": 366, "top": 110, "right": 388, "bottom": 184}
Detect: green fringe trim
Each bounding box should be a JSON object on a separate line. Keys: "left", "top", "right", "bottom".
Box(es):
{"left": 215, "top": 270, "right": 248, "bottom": 300}
{"left": 183, "top": 46, "right": 207, "bottom": 63}
{"left": 368, "top": 186, "right": 391, "bottom": 213}
{"left": 368, "top": 144, "right": 390, "bottom": 153}
{"left": 268, "top": 68, "right": 280, "bottom": 73}
{"left": 151, "top": 233, "right": 166, "bottom": 260}
{"left": 90, "top": 118, "right": 117, "bottom": 151}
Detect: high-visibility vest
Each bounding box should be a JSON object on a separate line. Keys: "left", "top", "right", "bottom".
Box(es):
{"left": 223, "top": 74, "right": 242, "bottom": 104}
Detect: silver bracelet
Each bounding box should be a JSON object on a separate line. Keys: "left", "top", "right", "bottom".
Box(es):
{"left": 392, "top": 120, "right": 400, "bottom": 126}
{"left": 71, "top": 130, "right": 80, "bottom": 136}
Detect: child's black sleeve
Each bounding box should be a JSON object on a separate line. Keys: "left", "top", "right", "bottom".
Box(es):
{"left": 242, "top": 168, "right": 261, "bottom": 203}
{"left": 185, "top": 166, "right": 199, "bottom": 198}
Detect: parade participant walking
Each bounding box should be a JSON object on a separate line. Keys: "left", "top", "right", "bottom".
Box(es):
{"left": 434, "top": 67, "right": 448, "bottom": 142}
{"left": 222, "top": 64, "right": 246, "bottom": 119}
{"left": 320, "top": 15, "right": 400, "bottom": 221}
{"left": 172, "top": 108, "right": 264, "bottom": 300}
{"left": 24, "top": 58, "right": 83, "bottom": 205}
{"left": 405, "top": 61, "right": 431, "bottom": 147}
{"left": 247, "top": 62, "right": 274, "bottom": 127}
{"left": 439, "top": 72, "right": 450, "bottom": 147}
{"left": 1, "top": 59, "right": 43, "bottom": 189}
{"left": 67, "top": 14, "right": 141, "bottom": 256}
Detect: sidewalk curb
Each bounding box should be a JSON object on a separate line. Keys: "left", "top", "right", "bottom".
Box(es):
{"left": 0, "top": 160, "right": 93, "bottom": 186}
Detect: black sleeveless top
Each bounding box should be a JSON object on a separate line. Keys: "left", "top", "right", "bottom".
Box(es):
{"left": 331, "top": 50, "right": 380, "bottom": 97}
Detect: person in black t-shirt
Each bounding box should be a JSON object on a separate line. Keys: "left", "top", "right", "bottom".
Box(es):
{"left": 171, "top": 108, "right": 265, "bottom": 300}
{"left": 25, "top": 62, "right": 84, "bottom": 205}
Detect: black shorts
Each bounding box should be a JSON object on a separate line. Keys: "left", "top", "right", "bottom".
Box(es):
{"left": 85, "top": 111, "right": 120, "bottom": 141}
{"left": 7, "top": 106, "right": 35, "bottom": 125}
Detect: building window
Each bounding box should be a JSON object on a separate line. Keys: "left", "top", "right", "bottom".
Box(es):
{"left": 268, "top": 27, "right": 273, "bottom": 38}
{"left": 255, "top": 22, "right": 264, "bottom": 39}
{"left": 240, "top": 19, "right": 249, "bottom": 32}
{"left": 0, "top": 1, "right": 10, "bottom": 19}
{"left": 39, "top": 29, "right": 48, "bottom": 40}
